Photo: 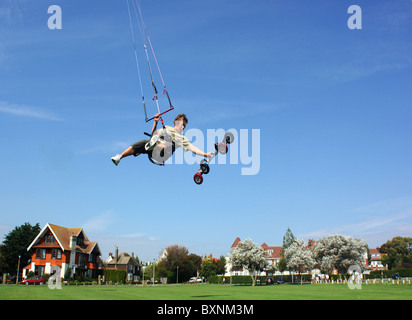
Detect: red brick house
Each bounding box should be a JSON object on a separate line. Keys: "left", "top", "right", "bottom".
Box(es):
{"left": 24, "top": 223, "right": 101, "bottom": 279}
{"left": 368, "top": 248, "right": 387, "bottom": 270}
{"left": 260, "top": 242, "right": 283, "bottom": 268}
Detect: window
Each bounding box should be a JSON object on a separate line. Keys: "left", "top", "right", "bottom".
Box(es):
{"left": 52, "top": 249, "right": 62, "bottom": 259}
{"left": 77, "top": 237, "right": 83, "bottom": 246}
{"left": 35, "top": 265, "right": 45, "bottom": 276}
{"left": 78, "top": 253, "right": 85, "bottom": 267}
{"left": 36, "top": 249, "right": 46, "bottom": 259}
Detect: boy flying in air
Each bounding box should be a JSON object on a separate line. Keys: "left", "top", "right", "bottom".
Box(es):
{"left": 111, "top": 113, "right": 213, "bottom": 166}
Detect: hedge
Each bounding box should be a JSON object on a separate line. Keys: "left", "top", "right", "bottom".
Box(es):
{"left": 366, "top": 268, "right": 412, "bottom": 279}
{"left": 101, "top": 269, "right": 126, "bottom": 283}
{"left": 208, "top": 275, "right": 311, "bottom": 285}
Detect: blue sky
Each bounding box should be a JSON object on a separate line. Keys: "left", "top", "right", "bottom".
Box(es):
{"left": 1, "top": 0, "right": 411, "bottom": 262}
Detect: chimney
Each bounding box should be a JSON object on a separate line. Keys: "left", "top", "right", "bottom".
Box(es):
{"left": 69, "top": 235, "right": 77, "bottom": 276}
{"left": 70, "top": 235, "right": 77, "bottom": 250}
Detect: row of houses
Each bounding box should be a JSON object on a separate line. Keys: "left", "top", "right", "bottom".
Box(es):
{"left": 23, "top": 223, "right": 387, "bottom": 280}
{"left": 229, "top": 237, "right": 387, "bottom": 276}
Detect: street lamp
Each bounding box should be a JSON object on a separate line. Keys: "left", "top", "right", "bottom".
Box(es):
{"left": 176, "top": 266, "right": 179, "bottom": 284}
{"left": 153, "top": 259, "right": 155, "bottom": 286}
{"left": 142, "top": 265, "right": 145, "bottom": 286}
{"left": 16, "top": 255, "right": 21, "bottom": 284}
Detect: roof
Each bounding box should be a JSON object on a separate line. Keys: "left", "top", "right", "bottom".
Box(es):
{"left": 305, "top": 239, "right": 316, "bottom": 249}
{"left": 27, "top": 223, "right": 101, "bottom": 255}
{"left": 262, "top": 245, "right": 282, "bottom": 259}
{"left": 106, "top": 252, "right": 139, "bottom": 266}
{"left": 231, "top": 237, "right": 282, "bottom": 259}
{"left": 231, "top": 237, "right": 241, "bottom": 248}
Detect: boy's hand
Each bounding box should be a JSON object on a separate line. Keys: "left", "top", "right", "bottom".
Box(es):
{"left": 154, "top": 113, "right": 160, "bottom": 122}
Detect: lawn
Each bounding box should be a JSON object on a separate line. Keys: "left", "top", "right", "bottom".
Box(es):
{"left": 0, "top": 283, "right": 411, "bottom": 300}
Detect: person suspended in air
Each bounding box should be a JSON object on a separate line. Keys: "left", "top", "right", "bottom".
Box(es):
{"left": 111, "top": 113, "right": 213, "bottom": 166}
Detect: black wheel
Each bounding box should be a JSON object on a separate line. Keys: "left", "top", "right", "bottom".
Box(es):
{"left": 200, "top": 163, "right": 210, "bottom": 174}
{"left": 194, "top": 173, "right": 203, "bottom": 185}
{"left": 224, "top": 132, "right": 235, "bottom": 144}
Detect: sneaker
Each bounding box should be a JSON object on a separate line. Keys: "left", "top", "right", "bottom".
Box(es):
{"left": 111, "top": 154, "right": 121, "bottom": 166}
{"left": 145, "top": 135, "right": 159, "bottom": 151}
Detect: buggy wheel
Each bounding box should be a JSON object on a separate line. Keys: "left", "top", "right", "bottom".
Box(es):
{"left": 224, "top": 132, "right": 235, "bottom": 144}
{"left": 200, "top": 163, "right": 210, "bottom": 174}
{"left": 194, "top": 173, "right": 203, "bottom": 185}
{"left": 218, "top": 142, "right": 228, "bottom": 154}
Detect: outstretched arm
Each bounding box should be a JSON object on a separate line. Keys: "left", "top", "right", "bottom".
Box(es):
{"left": 187, "top": 144, "right": 213, "bottom": 158}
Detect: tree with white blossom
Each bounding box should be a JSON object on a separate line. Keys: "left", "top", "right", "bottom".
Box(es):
{"left": 283, "top": 239, "right": 315, "bottom": 284}
{"left": 229, "top": 238, "right": 268, "bottom": 286}
{"left": 312, "top": 234, "right": 368, "bottom": 275}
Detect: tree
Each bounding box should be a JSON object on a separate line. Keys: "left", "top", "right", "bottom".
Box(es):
{"left": 186, "top": 253, "right": 202, "bottom": 280}
{"left": 200, "top": 260, "right": 217, "bottom": 279}
{"left": 156, "top": 245, "right": 201, "bottom": 283}
{"left": 312, "top": 234, "right": 368, "bottom": 275}
{"left": 157, "top": 245, "right": 187, "bottom": 283}
{"left": 282, "top": 227, "right": 296, "bottom": 253}
{"left": 380, "top": 236, "right": 412, "bottom": 269}
{"left": 284, "top": 239, "right": 315, "bottom": 283}
{"left": 278, "top": 227, "right": 296, "bottom": 274}
{"left": 216, "top": 255, "right": 227, "bottom": 275}
{"left": 229, "top": 238, "right": 268, "bottom": 286}
{"left": 0, "top": 222, "right": 40, "bottom": 274}
{"left": 276, "top": 258, "right": 287, "bottom": 273}
{"left": 142, "top": 262, "right": 155, "bottom": 281}
{"left": 199, "top": 255, "right": 226, "bottom": 280}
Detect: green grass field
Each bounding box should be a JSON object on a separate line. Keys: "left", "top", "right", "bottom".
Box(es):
{"left": 1, "top": 283, "right": 411, "bottom": 300}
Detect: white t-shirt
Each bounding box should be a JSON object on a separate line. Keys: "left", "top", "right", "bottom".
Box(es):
{"left": 158, "top": 125, "right": 191, "bottom": 151}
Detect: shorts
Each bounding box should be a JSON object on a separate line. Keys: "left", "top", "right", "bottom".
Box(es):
{"left": 131, "top": 140, "right": 150, "bottom": 156}
{"left": 131, "top": 139, "right": 173, "bottom": 162}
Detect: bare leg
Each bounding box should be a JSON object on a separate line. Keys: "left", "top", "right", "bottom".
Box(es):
{"left": 111, "top": 146, "right": 137, "bottom": 166}
{"left": 111, "top": 141, "right": 147, "bottom": 166}
{"left": 120, "top": 146, "right": 136, "bottom": 159}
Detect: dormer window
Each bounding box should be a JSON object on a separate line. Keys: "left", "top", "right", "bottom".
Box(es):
{"left": 77, "top": 237, "right": 83, "bottom": 246}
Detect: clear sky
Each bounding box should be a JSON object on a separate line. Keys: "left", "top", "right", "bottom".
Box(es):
{"left": 1, "top": 0, "right": 411, "bottom": 262}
